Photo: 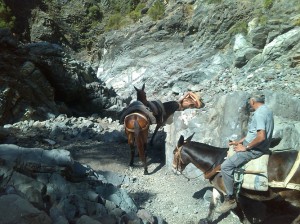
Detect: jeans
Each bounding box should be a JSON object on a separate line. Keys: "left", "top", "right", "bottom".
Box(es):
{"left": 221, "top": 149, "right": 264, "bottom": 195}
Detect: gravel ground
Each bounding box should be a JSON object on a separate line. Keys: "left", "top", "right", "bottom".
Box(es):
{"left": 65, "top": 139, "right": 242, "bottom": 224}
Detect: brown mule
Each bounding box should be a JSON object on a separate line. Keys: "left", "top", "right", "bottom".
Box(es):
{"left": 172, "top": 134, "right": 300, "bottom": 224}
{"left": 134, "top": 84, "right": 203, "bottom": 145}
{"left": 124, "top": 112, "right": 150, "bottom": 174}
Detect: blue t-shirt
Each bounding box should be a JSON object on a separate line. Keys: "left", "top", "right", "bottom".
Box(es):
{"left": 244, "top": 104, "right": 274, "bottom": 151}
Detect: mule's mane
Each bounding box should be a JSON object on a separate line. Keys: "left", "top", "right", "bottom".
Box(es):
{"left": 187, "top": 141, "right": 228, "bottom": 152}
{"left": 181, "top": 141, "right": 228, "bottom": 175}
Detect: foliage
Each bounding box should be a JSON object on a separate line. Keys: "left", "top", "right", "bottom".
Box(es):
{"left": 88, "top": 5, "right": 103, "bottom": 20}
{"left": 105, "top": 0, "right": 146, "bottom": 30}
{"left": 105, "top": 13, "right": 122, "bottom": 31}
{"left": 263, "top": 0, "right": 274, "bottom": 10}
{"left": 257, "top": 15, "right": 268, "bottom": 25}
{"left": 129, "top": 2, "right": 146, "bottom": 22}
{"left": 148, "top": 0, "right": 165, "bottom": 21}
{"left": 0, "top": 0, "right": 15, "bottom": 29}
{"left": 110, "top": 0, "right": 141, "bottom": 14}
{"left": 228, "top": 20, "right": 248, "bottom": 36}
{"left": 294, "top": 18, "right": 300, "bottom": 26}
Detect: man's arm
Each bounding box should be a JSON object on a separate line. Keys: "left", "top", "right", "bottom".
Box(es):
{"left": 228, "top": 137, "right": 246, "bottom": 146}
{"left": 234, "top": 130, "right": 266, "bottom": 152}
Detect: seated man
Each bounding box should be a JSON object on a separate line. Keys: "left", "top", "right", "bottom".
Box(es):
{"left": 216, "top": 93, "right": 274, "bottom": 214}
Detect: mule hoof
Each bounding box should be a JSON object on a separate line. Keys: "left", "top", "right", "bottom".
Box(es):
{"left": 198, "top": 218, "right": 211, "bottom": 224}
{"left": 144, "top": 170, "right": 149, "bottom": 175}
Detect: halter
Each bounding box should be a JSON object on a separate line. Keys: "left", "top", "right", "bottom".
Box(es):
{"left": 174, "top": 144, "right": 202, "bottom": 180}
{"left": 174, "top": 145, "right": 184, "bottom": 172}
{"left": 124, "top": 112, "right": 149, "bottom": 132}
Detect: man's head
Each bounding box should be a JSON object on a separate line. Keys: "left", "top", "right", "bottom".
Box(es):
{"left": 247, "top": 93, "right": 265, "bottom": 112}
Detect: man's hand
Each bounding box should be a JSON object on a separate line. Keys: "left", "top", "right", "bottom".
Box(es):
{"left": 234, "top": 144, "right": 247, "bottom": 152}
{"left": 228, "top": 140, "right": 238, "bottom": 146}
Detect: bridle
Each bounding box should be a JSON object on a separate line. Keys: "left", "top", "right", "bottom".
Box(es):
{"left": 174, "top": 145, "right": 184, "bottom": 172}
{"left": 174, "top": 144, "right": 205, "bottom": 180}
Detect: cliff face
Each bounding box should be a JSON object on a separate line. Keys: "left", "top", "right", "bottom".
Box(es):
{"left": 94, "top": 0, "right": 300, "bottom": 102}
{"left": 0, "top": 0, "right": 300, "bottom": 124}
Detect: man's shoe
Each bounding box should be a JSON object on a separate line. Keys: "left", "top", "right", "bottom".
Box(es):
{"left": 215, "top": 196, "right": 237, "bottom": 214}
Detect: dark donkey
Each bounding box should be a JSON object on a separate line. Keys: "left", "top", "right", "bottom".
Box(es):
{"left": 120, "top": 98, "right": 157, "bottom": 174}
{"left": 135, "top": 84, "right": 202, "bottom": 145}
{"left": 172, "top": 134, "right": 300, "bottom": 224}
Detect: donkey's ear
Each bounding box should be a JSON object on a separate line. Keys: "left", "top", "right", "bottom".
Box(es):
{"left": 142, "top": 83, "right": 145, "bottom": 91}
{"left": 185, "top": 133, "right": 195, "bottom": 143}
{"left": 178, "top": 135, "right": 184, "bottom": 146}
{"left": 134, "top": 86, "right": 138, "bottom": 92}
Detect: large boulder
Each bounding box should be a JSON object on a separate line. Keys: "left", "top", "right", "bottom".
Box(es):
{"left": 0, "top": 194, "right": 52, "bottom": 224}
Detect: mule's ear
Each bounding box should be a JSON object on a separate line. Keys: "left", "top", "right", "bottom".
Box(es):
{"left": 185, "top": 133, "right": 195, "bottom": 143}
{"left": 142, "top": 83, "right": 145, "bottom": 91}
{"left": 134, "top": 86, "right": 138, "bottom": 92}
{"left": 178, "top": 135, "right": 184, "bottom": 146}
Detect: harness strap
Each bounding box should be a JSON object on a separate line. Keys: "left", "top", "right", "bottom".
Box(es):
{"left": 148, "top": 100, "right": 166, "bottom": 123}
{"left": 269, "top": 151, "right": 300, "bottom": 191}
{"left": 176, "top": 145, "right": 183, "bottom": 171}
{"left": 204, "top": 164, "right": 221, "bottom": 179}
{"left": 124, "top": 113, "right": 149, "bottom": 133}
{"left": 233, "top": 168, "right": 245, "bottom": 200}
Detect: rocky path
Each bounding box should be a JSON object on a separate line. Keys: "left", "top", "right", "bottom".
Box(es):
{"left": 65, "top": 139, "right": 241, "bottom": 224}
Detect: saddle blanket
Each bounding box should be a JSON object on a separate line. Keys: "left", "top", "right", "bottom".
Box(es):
{"left": 227, "top": 146, "right": 269, "bottom": 191}
{"left": 242, "top": 154, "right": 269, "bottom": 191}
{"left": 119, "top": 101, "right": 156, "bottom": 124}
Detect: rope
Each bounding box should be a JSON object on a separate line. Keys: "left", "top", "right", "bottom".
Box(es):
{"left": 269, "top": 151, "right": 300, "bottom": 191}
{"left": 124, "top": 113, "right": 149, "bottom": 132}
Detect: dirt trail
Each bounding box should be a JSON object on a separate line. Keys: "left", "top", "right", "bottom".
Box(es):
{"left": 66, "top": 140, "right": 241, "bottom": 224}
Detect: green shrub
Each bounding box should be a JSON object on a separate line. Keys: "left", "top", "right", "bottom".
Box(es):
{"left": 229, "top": 21, "right": 248, "bottom": 35}
{"left": 257, "top": 15, "right": 268, "bottom": 25}
{"left": 129, "top": 2, "right": 146, "bottom": 22}
{"left": 263, "top": 0, "right": 274, "bottom": 10}
{"left": 294, "top": 18, "right": 300, "bottom": 26}
{"left": 111, "top": 0, "right": 141, "bottom": 14}
{"left": 105, "top": 13, "right": 122, "bottom": 31}
{"left": 0, "top": 1, "right": 15, "bottom": 29}
{"left": 88, "top": 5, "right": 103, "bottom": 20}
{"left": 148, "top": 0, "right": 165, "bottom": 21}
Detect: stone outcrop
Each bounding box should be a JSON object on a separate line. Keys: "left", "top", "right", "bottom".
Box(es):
{"left": 0, "top": 144, "right": 156, "bottom": 224}
{"left": 0, "top": 29, "right": 121, "bottom": 125}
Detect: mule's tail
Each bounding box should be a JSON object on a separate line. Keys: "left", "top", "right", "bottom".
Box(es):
{"left": 134, "top": 120, "right": 141, "bottom": 142}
